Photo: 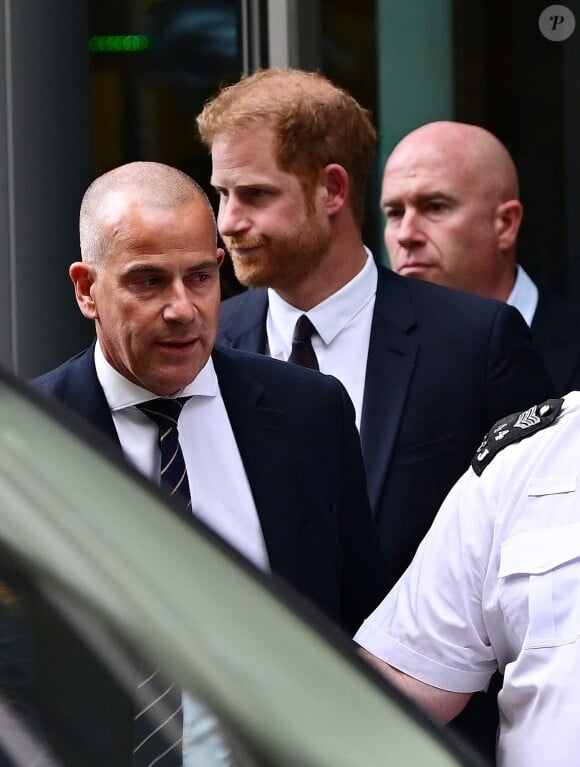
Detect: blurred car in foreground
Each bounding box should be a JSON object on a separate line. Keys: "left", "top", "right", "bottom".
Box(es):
{"left": 0, "top": 367, "right": 489, "bottom": 766}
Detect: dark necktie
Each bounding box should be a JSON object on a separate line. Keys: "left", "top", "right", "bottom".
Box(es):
{"left": 287, "top": 314, "right": 319, "bottom": 371}
{"left": 131, "top": 397, "right": 192, "bottom": 767}
{"left": 138, "top": 397, "right": 192, "bottom": 516}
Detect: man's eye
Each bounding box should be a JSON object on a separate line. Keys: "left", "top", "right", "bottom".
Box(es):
{"left": 384, "top": 208, "right": 403, "bottom": 220}
{"left": 185, "top": 272, "right": 215, "bottom": 287}
{"left": 134, "top": 277, "right": 161, "bottom": 288}
{"left": 245, "top": 188, "right": 269, "bottom": 200}
{"left": 426, "top": 202, "right": 447, "bottom": 213}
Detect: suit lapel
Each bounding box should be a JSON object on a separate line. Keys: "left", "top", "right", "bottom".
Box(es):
{"left": 360, "top": 269, "right": 418, "bottom": 512}
{"left": 63, "top": 344, "right": 120, "bottom": 446}
{"left": 220, "top": 274, "right": 420, "bottom": 518}
{"left": 219, "top": 290, "right": 269, "bottom": 353}
{"left": 212, "top": 348, "right": 299, "bottom": 583}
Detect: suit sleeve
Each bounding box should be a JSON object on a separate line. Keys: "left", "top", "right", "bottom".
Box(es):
{"left": 486, "top": 303, "right": 555, "bottom": 423}
{"left": 334, "top": 383, "right": 393, "bottom": 634}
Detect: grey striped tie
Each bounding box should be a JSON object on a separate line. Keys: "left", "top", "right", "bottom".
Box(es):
{"left": 131, "top": 397, "right": 192, "bottom": 767}
{"left": 132, "top": 670, "right": 183, "bottom": 767}
{"left": 138, "top": 397, "right": 192, "bottom": 514}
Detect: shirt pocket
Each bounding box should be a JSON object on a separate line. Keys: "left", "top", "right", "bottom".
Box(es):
{"left": 499, "top": 517, "right": 580, "bottom": 649}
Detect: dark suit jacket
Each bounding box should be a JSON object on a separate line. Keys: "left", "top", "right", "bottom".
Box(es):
{"left": 27, "top": 344, "right": 389, "bottom": 766}
{"left": 218, "top": 266, "right": 555, "bottom": 580}
{"left": 33, "top": 343, "right": 389, "bottom": 630}
{"left": 531, "top": 289, "right": 580, "bottom": 396}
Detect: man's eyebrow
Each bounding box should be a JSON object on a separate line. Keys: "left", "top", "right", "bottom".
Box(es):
{"left": 121, "top": 263, "right": 166, "bottom": 276}
{"left": 186, "top": 259, "right": 220, "bottom": 272}
{"left": 121, "top": 259, "right": 219, "bottom": 277}
{"left": 380, "top": 196, "right": 403, "bottom": 210}
{"left": 415, "top": 190, "right": 456, "bottom": 204}
{"left": 381, "top": 190, "right": 456, "bottom": 209}
{"left": 211, "top": 179, "right": 276, "bottom": 190}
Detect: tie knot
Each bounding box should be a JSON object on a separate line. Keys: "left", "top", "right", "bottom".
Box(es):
{"left": 137, "top": 397, "right": 190, "bottom": 429}
{"left": 292, "top": 314, "right": 316, "bottom": 344}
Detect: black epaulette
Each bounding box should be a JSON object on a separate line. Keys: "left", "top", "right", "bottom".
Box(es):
{"left": 471, "top": 397, "right": 564, "bottom": 476}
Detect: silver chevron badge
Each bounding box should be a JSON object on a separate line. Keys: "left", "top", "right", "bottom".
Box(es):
{"left": 472, "top": 398, "right": 564, "bottom": 476}
{"left": 513, "top": 406, "right": 541, "bottom": 429}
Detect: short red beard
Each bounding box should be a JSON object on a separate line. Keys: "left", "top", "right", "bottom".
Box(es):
{"left": 226, "top": 215, "right": 331, "bottom": 291}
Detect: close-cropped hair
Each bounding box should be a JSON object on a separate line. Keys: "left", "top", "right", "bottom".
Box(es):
{"left": 197, "top": 68, "right": 377, "bottom": 226}
{"left": 79, "top": 161, "right": 216, "bottom": 265}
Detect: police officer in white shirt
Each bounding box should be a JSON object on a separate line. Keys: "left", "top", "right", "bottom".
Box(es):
{"left": 355, "top": 393, "right": 580, "bottom": 767}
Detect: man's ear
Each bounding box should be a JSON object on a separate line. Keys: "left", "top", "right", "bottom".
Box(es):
{"left": 495, "top": 200, "right": 523, "bottom": 251}
{"left": 69, "top": 262, "right": 98, "bottom": 320}
{"left": 320, "top": 163, "right": 349, "bottom": 216}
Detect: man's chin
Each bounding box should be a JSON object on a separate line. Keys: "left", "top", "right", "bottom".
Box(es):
{"left": 397, "top": 264, "right": 439, "bottom": 281}
{"left": 232, "top": 263, "right": 275, "bottom": 289}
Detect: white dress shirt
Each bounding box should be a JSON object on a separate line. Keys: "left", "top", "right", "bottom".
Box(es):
{"left": 94, "top": 342, "right": 269, "bottom": 571}
{"left": 95, "top": 341, "right": 269, "bottom": 766}
{"left": 507, "top": 264, "right": 539, "bottom": 327}
{"left": 267, "top": 249, "right": 377, "bottom": 430}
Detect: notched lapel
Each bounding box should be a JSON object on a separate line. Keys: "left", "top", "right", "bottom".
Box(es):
{"left": 218, "top": 290, "right": 269, "bottom": 353}
{"left": 213, "top": 349, "right": 300, "bottom": 583}
{"left": 360, "top": 270, "right": 419, "bottom": 512}
{"left": 67, "top": 345, "right": 120, "bottom": 447}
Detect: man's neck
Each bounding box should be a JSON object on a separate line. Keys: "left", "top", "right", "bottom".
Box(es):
{"left": 490, "top": 263, "right": 518, "bottom": 303}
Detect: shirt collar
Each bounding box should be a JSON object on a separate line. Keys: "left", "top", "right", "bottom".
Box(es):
{"left": 267, "top": 248, "right": 378, "bottom": 345}
{"left": 94, "top": 339, "right": 218, "bottom": 411}
{"left": 507, "top": 264, "right": 539, "bottom": 327}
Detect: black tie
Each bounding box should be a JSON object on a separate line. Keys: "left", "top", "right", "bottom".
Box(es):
{"left": 131, "top": 397, "right": 192, "bottom": 767}
{"left": 288, "top": 315, "right": 319, "bottom": 371}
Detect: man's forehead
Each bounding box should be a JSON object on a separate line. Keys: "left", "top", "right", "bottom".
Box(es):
{"left": 210, "top": 146, "right": 284, "bottom": 186}
{"left": 210, "top": 154, "right": 294, "bottom": 190}
{"left": 383, "top": 149, "right": 475, "bottom": 196}
{"left": 388, "top": 142, "right": 455, "bottom": 174}
{"left": 211, "top": 169, "right": 279, "bottom": 187}
{"left": 387, "top": 132, "right": 481, "bottom": 181}
{"left": 382, "top": 167, "right": 457, "bottom": 197}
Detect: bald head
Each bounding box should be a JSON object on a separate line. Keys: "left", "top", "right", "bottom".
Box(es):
{"left": 79, "top": 161, "right": 216, "bottom": 265}
{"left": 382, "top": 121, "right": 523, "bottom": 301}
{"left": 386, "top": 121, "right": 519, "bottom": 201}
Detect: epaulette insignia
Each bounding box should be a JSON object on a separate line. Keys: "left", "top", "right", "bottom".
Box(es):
{"left": 472, "top": 397, "right": 564, "bottom": 476}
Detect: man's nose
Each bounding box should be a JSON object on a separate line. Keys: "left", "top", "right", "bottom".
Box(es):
{"left": 218, "top": 196, "right": 250, "bottom": 237}
{"left": 163, "top": 282, "right": 196, "bottom": 323}
{"left": 395, "top": 210, "right": 425, "bottom": 249}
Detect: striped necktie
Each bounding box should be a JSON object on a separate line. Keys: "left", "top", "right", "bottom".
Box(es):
{"left": 138, "top": 397, "right": 192, "bottom": 514}
{"left": 131, "top": 397, "right": 192, "bottom": 767}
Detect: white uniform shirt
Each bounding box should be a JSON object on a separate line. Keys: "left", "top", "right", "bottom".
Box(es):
{"left": 355, "top": 391, "right": 580, "bottom": 767}
{"left": 266, "top": 249, "right": 377, "bottom": 430}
